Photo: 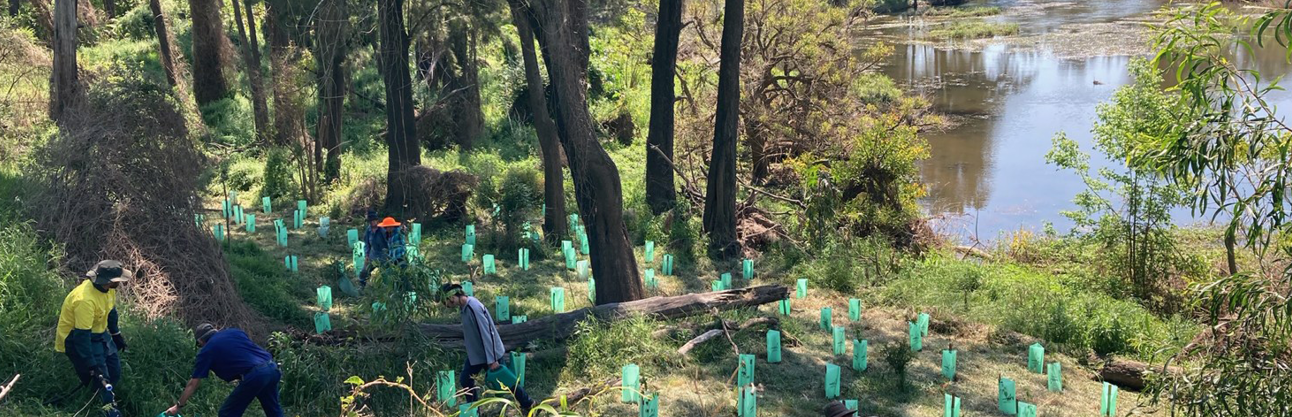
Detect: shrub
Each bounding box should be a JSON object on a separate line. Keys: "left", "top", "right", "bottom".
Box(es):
{"left": 111, "top": 4, "right": 155, "bottom": 41}
{"left": 564, "top": 315, "right": 677, "bottom": 381}
{"left": 880, "top": 342, "right": 916, "bottom": 384}
{"left": 261, "top": 147, "right": 295, "bottom": 202}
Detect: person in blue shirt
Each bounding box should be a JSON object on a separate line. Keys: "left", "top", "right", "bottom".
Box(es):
{"left": 360, "top": 213, "right": 408, "bottom": 287}
{"left": 164, "top": 324, "right": 282, "bottom": 417}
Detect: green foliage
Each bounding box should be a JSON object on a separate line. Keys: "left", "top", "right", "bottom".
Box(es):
{"left": 112, "top": 3, "right": 156, "bottom": 41}
{"left": 920, "top": 6, "right": 1002, "bottom": 18}
{"left": 477, "top": 166, "right": 543, "bottom": 252}
{"left": 261, "top": 147, "right": 295, "bottom": 201}
{"left": 880, "top": 342, "right": 915, "bottom": 383}
{"left": 224, "top": 240, "right": 310, "bottom": 327}
{"left": 880, "top": 255, "right": 1196, "bottom": 360}
{"left": 797, "top": 235, "right": 902, "bottom": 293}
{"left": 272, "top": 332, "right": 453, "bottom": 416}
{"left": 563, "top": 315, "right": 677, "bottom": 381}
{"left": 199, "top": 96, "right": 256, "bottom": 146}
{"left": 952, "top": 263, "right": 984, "bottom": 310}
{"left": 1139, "top": 4, "right": 1292, "bottom": 412}
{"left": 1046, "top": 58, "right": 1192, "bottom": 312}
{"left": 926, "top": 21, "right": 1019, "bottom": 40}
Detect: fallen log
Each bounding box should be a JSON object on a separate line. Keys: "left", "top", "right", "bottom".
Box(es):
{"left": 677, "top": 317, "right": 779, "bottom": 355}
{"left": 421, "top": 285, "right": 789, "bottom": 349}
{"left": 1098, "top": 358, "right": 1180, "bottom": 391}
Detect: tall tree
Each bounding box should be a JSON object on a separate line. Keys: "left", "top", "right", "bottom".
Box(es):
{"left": 148, "top": 0, "right": 178, "bottom": 87}
{"left": 377, "top": 0, "right": 420, "bottom": 212}
{"left": 49, "top": 0, "right": 77, "bottom": 121}
{"left": 9, "top": 0, "right": 18, "bottom": 17}
{"left": 102, "top": 0, "right": 113, "bottom": 18}
{"left": 230, "top": 0, "right": 269, "bottom": 141}
{"left": 645, "top": 0, "right": 682, "bottom": 214}
{"left": 446, "top": 16, "right": 484, "bottom": 149}
{"left": 315, "top": 0, "right": 346, "bottom": 180}
{"left": 266, "top": 4, "right": 302, "bottom": 145}
{"left": 188, "top": 0, "right": 231, "bottom": 105}
{"left": 508, "top": 0, "right": 566, "bottom": 240}
{"left": 702, "top": 0, "right": 742, "bottom": 259}
{"left": 529, "top": 0, "right": 643, "bottom": 304}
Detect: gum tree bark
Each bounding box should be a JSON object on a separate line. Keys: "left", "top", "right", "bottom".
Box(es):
{"left": 702, "top": 0, "right": 743, "bottom": 260}
{"left": 508, "top": 1, "right": 567, "bottom": 240}
{"left": 645, "top": 0, "right": 682, "bottom": 214}
{"left": 148, "top": 0, "right": 177, "bottom": 87}
{"left": 529, "top": 0, "right": 643, "bottom": 304}
{"left": 315, "top": 0, "right": 346, "bottom": 180}
{"left": 230, "top": 0, "right": 269, "bottom": 141}
{"left": 188, "top": 0, "right": 231, "bottom": 105}
{"left": 49, "top": 0, "right": 77, "bottom": 121}
{"left": 377, "top": 0, "right": 420, "bottom": 212}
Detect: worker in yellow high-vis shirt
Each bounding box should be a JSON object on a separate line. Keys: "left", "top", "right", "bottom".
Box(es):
{"left": 55, "top": 260, "right": 131, "bottom": 417}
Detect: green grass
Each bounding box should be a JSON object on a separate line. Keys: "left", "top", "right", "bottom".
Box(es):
{"left": 921, "top": 6, "right": 1003, "bottom": 18}
{"left": 926, "top": 20, "right": 1021, "bottom": 40}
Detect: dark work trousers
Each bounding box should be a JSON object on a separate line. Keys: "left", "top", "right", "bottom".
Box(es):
{"left": 219, "top": 362, "right": 284, "bottom": 417}
{"left": 66, "top": 339, "right": 121, "bottom": 416}
{"left": 460, "top": 357, "right": 533, "bottom": 407}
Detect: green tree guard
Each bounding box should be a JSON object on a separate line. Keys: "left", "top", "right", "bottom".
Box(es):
{"left": 510, "top": 351, "right": 526, "bottom": 387}
{"left": 458, "top": 403, "right": 478, "bottom": 417}
{"left": 511, "top": 315, "right": 527, "bottom": 324}
{"left": 998, "top": 377, "right": 1017, "bottom": 414}
{"left": 519, "top": 248, "right": 530, "bottom": 270}
{"left": 796, "top": 279, "right": 808, "bottom": 299}
{"left": 852, "top": 339, "right": 868, "bottom": 371}
{"left": 245, "top": 214, "right": 255, "bottom": 233}
{"left": 462, "top": 281, "right": 474, "bottom": 297}
{"left": 234, "top": 206, "right": 243, "bottom": 224}
{"left": 778, "top": 299, "right": 791, "bottom": 315}
{"left": 1100, "top": 382, "right": 1118, "bottom": 416}
{"left": 313, "top": 312, "right": 331, "bottom": 334}
{"left": 767, "top": 330, "right": 782, "bottom": 363}
{"left": 577, "top": 260, "right": 590, "bottom": 280}
{"left": 942, "top": 349, "right": 957, "bottom": 381}
{"left": 737, "top": 354, "right": 756, "bottom": 386}
{"left": 293, "top": 210, "right": 303, "bottom": 229}
{"left": 1028, "top": 343, "right": 1045, "bottom": 374}
{"left": 738, "top": 384, "right": 757, "bottom": 417}
{"left": 820, "top": 307, "right": 832, "bottom": 330}
{"left": 742, "top": 259, "right": 753, "bottom": 279}
{"left": 317, "top": 286, "right": 332, "bottom": 311}
{"left": 213, "top": 224, "right": 225, "bottom": 242}
{"left": 645, "top": 240, "right": 655, "bottom": 264}
{"left": 462, "top": 244, "right": 474, "bottom": 263}
{"left": 943, "top": 393, "right": 961, "bottom": 417}
{"left": 918, "top": 313, "right": 930, "bottom": 337}
{"left": 1017, "top": 401, "right": 1037, "bottom": 417}
{"left": 848, "top": 299, "right": 861, "bottom": 321}
{"left": 347, "top": 229, "right": 358, "bottom": 246}
{"left": 909, "top": 322, "right": 923, "bottom": 352}
{"left": 621, "top": 364, "right": 641, "bottom": 403}
{"left": 437, "top": 370, "right": 457, "bottom": 407}
{"left": 484, "top": 254, "right": 497, "bottom": 275}
{"left": 466, "top": 224, "right": 476, "bottom": 246}
{"left": 410, "top": 222, "right": 421, "bottom": 244}
{"left": 1047, "top": 362, "right": 1062, "bottom": 392}
{"left": 824, "top": 363, "right": 841, "bottom": 399}
{"left": 639, "top": 393, "right": 658, "bottom": 417}
{"left": 711, "top": 280, "right": 724, "bottom": 292}
{"left": 832, "top": 326, "right": 845, "bottom": 355}
{"left": 550, "top": 288, "right": 565, "bottom": 312}
{"left": 562, "top": 240, "right": 573, "bottom": 253}
{"left": 663, "top": 254, "right": 675, "bottom": 275}
{"left": 262, "top": 196, "right": 271, "bottom": 213}
{"left": 588, "top": 278, "right": 596, "bottom": 304}
{"left": 496, "top": 296, "right": 510, "bottom": 321}
{"left": 845, "top": 399, "right": 858, "bottom": 412}
{"left": 297, "top": 200, "right": 307, "bottom": 218}
{"left": 565, "top": 248, "right": 577, "bottom": 270}
{"left": 645, "top": 269, "right": 656, "bottom": 289}
{"left": 720, "top": 273, "right": 732, "bottom": 289}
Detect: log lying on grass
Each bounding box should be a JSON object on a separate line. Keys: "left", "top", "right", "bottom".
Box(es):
{"left": 421, "top": 285, "right": 789, "bottom": 348}
{"left": 677, "top": 317, "right": 779, "bottom": 355}
{"left": 1098, "top": 357, "right": 1180, "bottom": 391}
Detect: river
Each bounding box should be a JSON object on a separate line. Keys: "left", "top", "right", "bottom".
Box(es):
{"left": 876, "top": 0, "right": 1292, "bottom": 241}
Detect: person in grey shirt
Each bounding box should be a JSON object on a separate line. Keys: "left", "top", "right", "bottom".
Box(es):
{"left": 440, "top": 283, "right": 534, "bottom": 411}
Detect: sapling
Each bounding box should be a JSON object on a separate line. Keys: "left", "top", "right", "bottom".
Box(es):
{"left": 953, "top": 266, "right": 984, "bottom": 310}
{"left": 881, "top": 341, "right": 916, "bottom": 387}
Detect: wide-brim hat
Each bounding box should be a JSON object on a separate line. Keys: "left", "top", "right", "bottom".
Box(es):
{"left": 194, "top": 323, "right": 217, "bottom": 345}
{"left": 377, "top": 217, "right": 401, "bottom": 228}
{"left": 823, "top": 401, "right": 857, "bottom": 417}
{"left": 86, "top": 260, "right": 132, "bottom": 286}
{"left": 366, "top": 210, "right": 379, "bottom": 222}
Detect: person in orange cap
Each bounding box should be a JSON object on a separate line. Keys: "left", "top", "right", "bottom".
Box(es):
{"left": 360, "top": 216, "right": 407, "bottom": 287}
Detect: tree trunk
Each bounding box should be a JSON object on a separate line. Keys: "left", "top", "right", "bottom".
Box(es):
{"left": 230, "top": 0, "right": 269, "bottom": 141}
{"left": 188, "top": 0, "right": 231, "bottom": 105}
{"left": 148, "top": 0, "right": 177, "bottom": 87}
{"left": 8, "top": 0, "right": 18, "bottom": 17}
{"left": 444, "top": 19, "right": 483, "bottom": 149}
{"left": 645, "top": 0, "right": 682, "bottom": 215}
{"left": 703, "top": 0, "right": 743, "bottom": 260}
{"left": 102, "top": 0, "right": 112, "bottom": 18}
{"left": 266, "top": 8, "right": 301, "bottom": 146}
{"left": 418, "top": 285, "right": 788, "bottom": 347}
{"left": 531, "top": 0, "right": 642, "bottom": 304}
{"left": 315, "top": 0, "right": 345, "bottom": 181}
{"left": 509, "top": 1, "right": 567, "bottom": 240}
{"left": 377, "top": 0, "right": 420, "bottom": 213}
{"left": 49, "top": 0, "right": 77, "bottom": 121}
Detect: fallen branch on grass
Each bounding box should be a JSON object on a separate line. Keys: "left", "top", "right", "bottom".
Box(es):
{"left": 553, "top": 377, "right": 622, "bottom": 405}
{"left": 0, "top": 374, "right": 19, "bottom": 402}
{"left": 1098, "top": 357, "right": 1180, "bottom": 391}
{"left": 677, "top": 317, "right": 779, "bottom": 355}
{"left": 420, "top": 285, "right": 790, "bottom": 349}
